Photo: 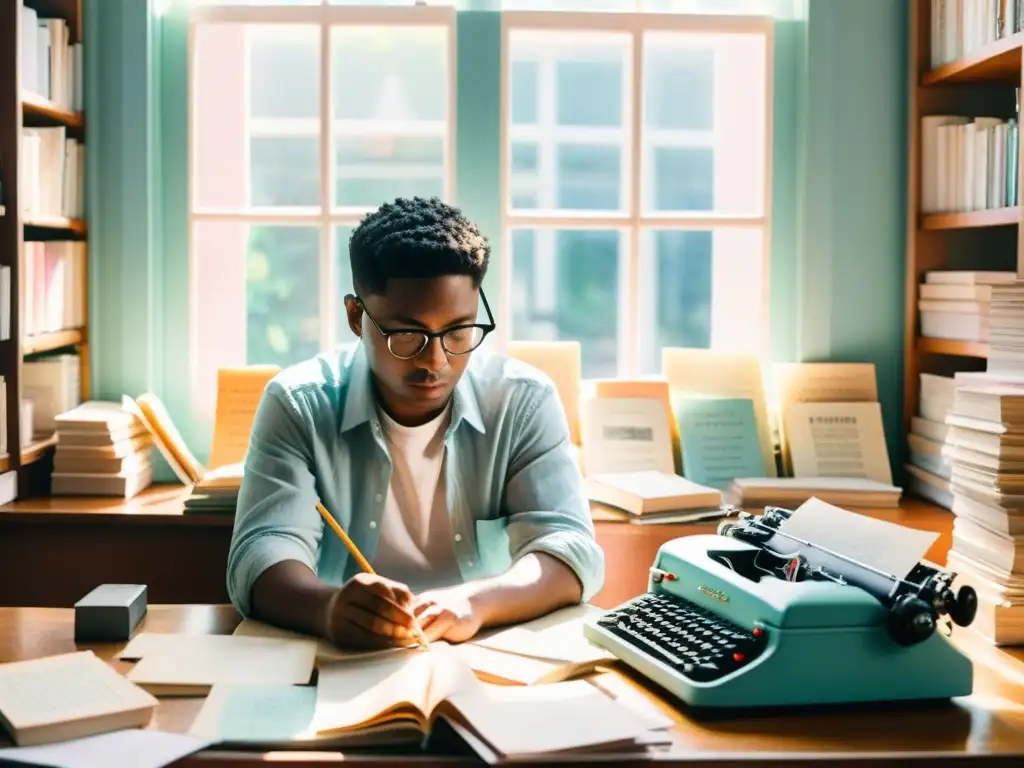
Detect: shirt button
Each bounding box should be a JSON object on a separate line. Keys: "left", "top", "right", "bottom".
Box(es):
{"left": 374, "top": 493, "right": 383, "bottom": 502}
{"left": 369, "top": 521, "right": 377, "bottom": 529}
{"left": 454, "top": 533, "right": 462, "bottom": 543}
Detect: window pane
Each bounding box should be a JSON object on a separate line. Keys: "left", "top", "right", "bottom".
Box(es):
{"left": 557, "top": 144, "right": 621, "bottom": 210}
{"left": 637, "top": 228, "right": 764, "bottom": 374}
{"left": 642, "top": 31, "right": 767, "bottom": 215}
{"left": 335, "top": 225, "right": 357, "bottom": 347}
{"left": 249, "top": 26, "right": 320, "bottom": 120}
{"left": 332, "top": 26, "right": 448, "bottom": 209}
{"left": 332, "top": 26, "right": 447, "bottom": 123}
{"left": 192, "top": 23, "right": 320, "bottom": 210}
{"left": 508, "top": 31, "right": 629, "bottom": 214}
{"left": 510, "top": 228, "right": 622, "bottom": 379}
{"left": 191, "top": 222, "right": 322, "bottom": 417}
{"left": 336, "top": 136, "right": 445, "bottom": 208}
{"left": 246, "top": 226, "right": 322, "bottom": 367}
{"left": 250, "top": 137, "right": 319, "bottom": 207}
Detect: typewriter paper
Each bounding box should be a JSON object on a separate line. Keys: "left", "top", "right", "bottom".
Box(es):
{"left": 780, "top": 498, "right": 939, "bottom": 579}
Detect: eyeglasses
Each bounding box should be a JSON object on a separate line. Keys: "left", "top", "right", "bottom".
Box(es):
{"left": 355, "top": 289, "right": 496, "bottom": 360}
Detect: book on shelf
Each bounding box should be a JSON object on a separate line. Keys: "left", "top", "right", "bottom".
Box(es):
{"left": 21, "top": 353, "right": 80, "bottom": 439}
{"left": 19, "top": 6, "right": 83, "bottom": 113}
{"left": 929, "top": 0, "right": 1022, "bottom": 69}
{"left": 920, "top": 111, "right": 1020, "bottom": 215}
{"left": 22, "top": 242, "right": 85, "bottom": 337}
{"left": 20, "top": 127, "right": 84, "bottom": 220}
{"left": 916, "top": 271, "right": 1016, "bottom": 345}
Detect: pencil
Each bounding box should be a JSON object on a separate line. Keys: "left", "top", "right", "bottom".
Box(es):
{"left": 315, "top": 500, "right": 431, "bottom": 651}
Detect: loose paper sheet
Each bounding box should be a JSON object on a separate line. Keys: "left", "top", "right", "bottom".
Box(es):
{"left": 581, "top": 397, "right": 675, "bottom": 476}
{"left": 0, "top": 730, "right": 212, "bottom": 768}
{"left": 471, "top": 605, "right": 613, "bottom": 665}
{"left": 208, "top": 366, "right": 280, "bottom": 469}
{"left": 780, "top": 497, "right": 939, "bottom": 579}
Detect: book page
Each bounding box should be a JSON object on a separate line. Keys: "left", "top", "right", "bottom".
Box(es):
{"left": 581, "top": 397, "right": 674, "bottom": 476}
{"left": 507, "top": 341, "right": 582, "bottom": 444}
{"left": 123, "top": 393, "right": 203, "bottom": 484}
{"left": 674, "top": 396, "right": 766, "bottom": 490}
{"left": 208, "top": 366, "right": 280, "bottom": 469}
{"left": 312, "top": 648, "right": 434, "bottom": 735}
{"left": 0, "top": 651, "right": 157, "bottom": 732}
{"left": 124, "top": 634, "right": 316, "bottom": 690}
{"left": 782, "top": 401, "right": 893, "bottom": 485}
{"left": 660, "top": 348, "right": 776, "bottom": 476}
{"left": 451, "top": 644, "right": 563, "bottom": 685}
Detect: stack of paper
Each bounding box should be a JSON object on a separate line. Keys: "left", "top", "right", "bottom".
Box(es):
{"left": 916, "top": 270, "right": 1015, "bottom": 344}
{"left": 942, "top": 377, "right": 1024, "bottom": 645}
{"left": 183, "top": 462, "right": 242, "bottom": 515}
{"left": 905, "top": 372, "right": 956, "bottom": 508}
{"left": 50, "top": 401, "right": 154, "bottom": 498}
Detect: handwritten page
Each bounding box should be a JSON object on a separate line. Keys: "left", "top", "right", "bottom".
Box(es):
{"left": 780, "top": 497, "right": 939, "bottom": 579}
{"left": 782, "top": 401, "right": 893, "bottom": 485}
{"left": 0, "top": 730, "right": 212, "bottom": 768}
{"left": 674, "top": 396, "right": 765, "bottom": 490}
{"left": 208, "top": 366, "right": 280, "bottom": 469}
{"left": 660, "top": 348, "right": 776, "bottom": 476}
{"left": 581, "top": 397, "right": 675, "bottom": 476}
{"left": 507, "top": 341, "right": 582, "bottom": 444}
{"left": 0, "top": 651, "right": 157, "bottom": 743}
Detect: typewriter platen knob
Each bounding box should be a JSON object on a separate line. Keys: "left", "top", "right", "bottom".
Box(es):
{"left": 948, "top": 585, "right": 978, "bottom": 627}
{"left": 888, "top": 595, "right": 937, "bottom": 646}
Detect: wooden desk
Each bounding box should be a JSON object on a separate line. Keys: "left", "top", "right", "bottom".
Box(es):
{"left": 0, "top": 485, "right": 952, "bottom": 610}
{"left": 2, "top": 604, "right": 1024, "bottom": 766}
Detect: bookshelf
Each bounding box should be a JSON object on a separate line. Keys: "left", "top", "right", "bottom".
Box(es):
{"left": 0, "top": 0, "right": 88, "bottom": 494}
{"left": 904, "top": 1, "right": 1024, "bottom": 455}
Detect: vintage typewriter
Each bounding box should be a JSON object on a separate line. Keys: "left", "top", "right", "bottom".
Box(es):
{"left": 583, "top": 505, "right": 978, "bottom": 709}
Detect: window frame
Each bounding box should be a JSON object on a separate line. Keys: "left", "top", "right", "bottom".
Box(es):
{"left": 498, "top": 10, "right": 774, "bottom": 377}
{"left": 185, "top": 1, "right": 457, "bottom": 406}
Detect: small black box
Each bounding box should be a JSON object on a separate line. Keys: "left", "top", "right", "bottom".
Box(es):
{"left": 74, "top": 584, "right": 148, "bottom": 643}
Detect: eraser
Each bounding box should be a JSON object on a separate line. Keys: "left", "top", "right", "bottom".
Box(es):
{"left": 74, "top": 584, "right": 148, "bottom": 643}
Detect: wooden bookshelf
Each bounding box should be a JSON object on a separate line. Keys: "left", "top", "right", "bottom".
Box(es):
{"left": 0, "top": 0, "right": 88, "bottom": 496}
{"left": 904, "top": 0, "right": 1023, "bottom": 451}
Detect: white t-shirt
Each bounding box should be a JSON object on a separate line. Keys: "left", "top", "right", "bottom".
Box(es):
{"left": 371, "top": 404, "right": 463, "bottom": 592}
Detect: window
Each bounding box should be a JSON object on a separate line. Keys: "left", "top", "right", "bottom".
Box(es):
{"left": 501, "top": 13, "right": 772, "bottom": 379}
{"left": 188, "top": 2, "right": 455, "bottom": 415}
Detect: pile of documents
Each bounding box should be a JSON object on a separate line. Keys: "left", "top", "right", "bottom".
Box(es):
{"left": 50, "top": 401, "right": 154, "bottom": 498}
{"left": 905, "top": 372, "right": 955, "bottom": 508}
{"left": 0, "top": 606, "right": 674, "bottom": 764}
{"left": 943, "top": 375, "right": 1024, "bottom": 645}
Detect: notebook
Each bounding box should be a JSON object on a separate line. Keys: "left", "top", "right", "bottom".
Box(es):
{"left": 310, "top": 644, "right": 662, "bottom": 758}
{"left": 0, "top": 651, "right": 158, "bottom": 746}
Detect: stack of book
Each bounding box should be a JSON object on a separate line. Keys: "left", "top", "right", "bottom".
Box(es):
{"left": 182, "top": 463, "right": 242, "bottom": 516}
{"left": 51, "top": 402, "right": 153, "bottom": 499}
{"left": 905, "top": 372, "right": 955, "bottom": 509}
{"left": 944, "top": 379, "right": 1024, "bottom": 645}
{"left": 917, "top": 271, "right": 1015, "bottom": 344}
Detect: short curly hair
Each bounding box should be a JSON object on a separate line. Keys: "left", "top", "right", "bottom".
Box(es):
{"left": 349, "top": 196, "right": 490, "bottom": 296}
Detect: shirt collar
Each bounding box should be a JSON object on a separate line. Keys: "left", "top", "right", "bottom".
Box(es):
{"left": 340, "top": 342, "right": 486, "bottom": 436}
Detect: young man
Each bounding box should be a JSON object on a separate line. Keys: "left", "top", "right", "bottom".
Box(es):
{"left": 226, "top": 196, "right": 604, "bottom": 650}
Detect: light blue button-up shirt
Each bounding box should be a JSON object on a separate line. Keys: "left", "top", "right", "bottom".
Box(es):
{"left": 226, "top": 342, "right": 605, "bottom": 618}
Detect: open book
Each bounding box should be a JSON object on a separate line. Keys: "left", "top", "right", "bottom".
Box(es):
{"left": 310, "top": 645, "right": 663, "bottom": 759}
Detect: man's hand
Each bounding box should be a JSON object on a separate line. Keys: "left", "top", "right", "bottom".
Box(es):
{"left": 413, "top": 586, "right": 484, "bottom": 644}
{"left": 325, "top": 573, "right": 419, "bottom": 650}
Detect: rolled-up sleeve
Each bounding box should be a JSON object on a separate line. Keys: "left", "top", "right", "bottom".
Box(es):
{"left": 226, "top": 381, "right": 323, "bottom": 617}
{"left": 503, "top": 383, "right": 605, "bottom": 603}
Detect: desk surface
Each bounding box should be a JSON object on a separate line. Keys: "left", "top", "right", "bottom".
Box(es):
{"left": 3, "top": 604, "right": 1024, "bottom": 766}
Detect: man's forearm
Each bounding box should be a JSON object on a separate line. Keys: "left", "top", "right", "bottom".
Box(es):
{"left": 249, "top": 560, "right": 337, "bottom": 639}
{"left": 463, "top": 552, "right": 583, "bottom": 629}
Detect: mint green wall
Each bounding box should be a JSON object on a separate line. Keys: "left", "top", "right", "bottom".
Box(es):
{"left": 86, "top": 0, "right": 908, "bottom": 482}
{"left": 795, "top": 0, "right": 909, "bottom": 474}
